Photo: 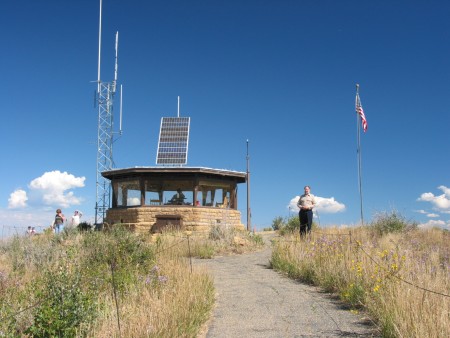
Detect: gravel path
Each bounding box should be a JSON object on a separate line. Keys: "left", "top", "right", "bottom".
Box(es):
{"left": 195, "top": 233, "right": 379, "bottom": 338}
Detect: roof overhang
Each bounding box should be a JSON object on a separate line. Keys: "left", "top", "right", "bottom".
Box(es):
{"left": 102, "top": 166, "right": 247, "bottom": 183}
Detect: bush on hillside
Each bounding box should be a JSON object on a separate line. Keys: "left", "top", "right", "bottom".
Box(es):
{"left": 272, "top": 214, "right": 319, "bottom": 236}
{"left": 274, "top": 215, "right": 299, "bottom": 236}
{"left": 370, "top": 210, "right": 417, "bottom": 235}
{"left": 272, "top": 216, "right": 284, "bottom": 231}
{"left": 78, "top": 221, "right": 92, "bottom": 231}
{"left": 25, "top": 266, "right": 97, "bottom": 337}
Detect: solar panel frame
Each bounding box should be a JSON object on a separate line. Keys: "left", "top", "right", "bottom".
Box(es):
{"left": 156, "top": 117, "right": 190, "bottom": 165}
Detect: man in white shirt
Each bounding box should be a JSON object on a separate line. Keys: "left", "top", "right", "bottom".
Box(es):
{"left": 297, "top": 186, "right": 316, "bottom": 237}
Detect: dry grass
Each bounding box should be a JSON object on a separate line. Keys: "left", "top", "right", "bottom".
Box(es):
{"left": 0, "top": 224, "right": 264, "bottom": 336}
{"left": 271, "top": 227, "right": 450, "bottom": 338}
{"left": 151, "top": 226, "right": 265, "bottom": 259}
{"left": 89, "top": 257, "right": 214, "bottom": 337}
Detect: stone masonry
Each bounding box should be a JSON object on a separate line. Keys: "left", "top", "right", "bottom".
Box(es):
{"left": 105, "top": 206, "right": 245, "bottom": 234}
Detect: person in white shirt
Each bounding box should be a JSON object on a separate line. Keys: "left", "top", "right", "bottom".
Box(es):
{"left": 297, "top": 186, "right": 316, "bottom": 237}
{"left": 71, "top": 210, "right": 83, "bottom": 227}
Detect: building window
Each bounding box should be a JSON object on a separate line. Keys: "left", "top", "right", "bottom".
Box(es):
{"left": 116, "top": 179, "right": 141, "bottom": 207}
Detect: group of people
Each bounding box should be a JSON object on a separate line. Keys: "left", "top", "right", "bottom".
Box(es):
{"left": 26, "top": 226, "right": 37, "bottom": 236}
{"left": 51, "top": 209, "right": 83, "bottom": 233}
{"left": 46, "top": 188, "right": 314, "bottom": 236}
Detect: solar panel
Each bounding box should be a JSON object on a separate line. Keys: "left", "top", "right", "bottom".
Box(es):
{"left": 156, "top": 117, "right": 190, "bottom": 165}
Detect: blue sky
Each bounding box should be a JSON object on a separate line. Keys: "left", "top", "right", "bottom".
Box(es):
{"left": 1, "top": 0, "right": 449, "bottom": 236}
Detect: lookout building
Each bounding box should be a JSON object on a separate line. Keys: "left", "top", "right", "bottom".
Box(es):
{"left": 102, "top": 166, "right": 247, "bottom": 233}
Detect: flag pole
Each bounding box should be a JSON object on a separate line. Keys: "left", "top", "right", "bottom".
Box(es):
{"left": 246, "top": 139, "right": 251, "bottom": 231}
{"left": 355, "top": 84, "right": 364, "bottom": 225}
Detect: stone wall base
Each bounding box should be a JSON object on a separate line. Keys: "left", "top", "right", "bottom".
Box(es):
{"left": 105, "top": 206, "right": 245, "bottom": 234}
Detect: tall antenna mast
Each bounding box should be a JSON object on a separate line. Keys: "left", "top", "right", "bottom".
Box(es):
{"left": 94, "top": 0, "right": 123, "bottom": 227}
{"left": 97, "top": 0, "right": 102, "bottom": 92}
{"left": 114, "top": 31, "right": 118, "bottom": 83}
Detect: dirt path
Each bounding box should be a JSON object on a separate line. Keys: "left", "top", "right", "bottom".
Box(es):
{"left": 195, "top": 233, "right": 379, "bottom": 337}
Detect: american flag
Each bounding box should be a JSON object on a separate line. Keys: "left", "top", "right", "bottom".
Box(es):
{"left": 356, "top": 94, "right": 368, "bottom": 133}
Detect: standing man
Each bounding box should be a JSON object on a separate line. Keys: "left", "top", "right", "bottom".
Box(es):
{"left": 297, "top": 186, "right": 316, "bottom": 238}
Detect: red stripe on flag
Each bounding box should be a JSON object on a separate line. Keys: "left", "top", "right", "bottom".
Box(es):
{"left": 356, "top": 105, "right": 368, "bottom": 132}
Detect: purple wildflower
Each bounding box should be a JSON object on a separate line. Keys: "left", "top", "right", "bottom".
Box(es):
{"left": 158, "top": 275, "right": 168, "bottom": 283}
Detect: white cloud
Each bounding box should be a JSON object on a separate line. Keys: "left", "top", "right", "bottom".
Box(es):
{"left": 417, "top": 186, "right": 450, "bottom": 211}
{"left": 28, "top": 171, "right": 85, "bottom": 208}
{"left": 0, "top": 208, "right": 55, "bottom": 231}
{"left": 418, "top": 192, "right": 434, "bottom": 202}
{"left": 8, "top": 189, "right": 28, "bottom": 209}
{"left": 29, "top": 170, "right": 85, "bottom": 191}
{"left": 288, "top": 195, "right": 345, "bottom": 214}
{"left": 418, "top": 219, "right": 447, "bottom": 229}
{"left": 415, "top": 209, "right": 443, "bottom": 218}
{"left": 315, "top": 197, "right": 346, "bottom": 213}
{"left": 438, "top": 185, "right": 450, "bottom": 196}
{"left": 127, "top": 197, "right": 140, "bottom": 206}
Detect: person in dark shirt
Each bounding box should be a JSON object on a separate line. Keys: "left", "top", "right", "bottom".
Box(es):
{"left": 169, "top": 189, "right": 186, "bottom": 205}
{"left": 53, "top": 209, "right": 65, "bottom": 233}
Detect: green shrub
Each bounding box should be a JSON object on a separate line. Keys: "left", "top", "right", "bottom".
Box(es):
{"left": 249, "top": 233, "right": 264, "bottom": 246}
{"left": 25, "top": 265, "right": 97, "bottom": 337}
{"left": 341, "top": 282, "right": 365, "bottom": 308}
{"left": 196, "top": 244, "right": 215, "bottom": 259}
{"left": 286, "top": 215, "right": 300, "bottom": 231}
{"left": 370, "top": 210, "right": 417, "bottom": 235}
{"left": 276, "top": 215, "right": 300, "bottom": 235}
{"left": 0, "top": 226, "right": 166, "bottom": 336}
{"left": 80, "top": 226, "right": 156, "bottom": 293}
{"left": 208, "top": 224, "right": 235, "bottom": 242}
{"left": 271, "top": 212, "right": 320, "bottom": 236}
{"left": 78, "top": 222, "right": 92, "bottom": 231}
{"left": 271, "top": 216, "right": 284, "bottom": 231}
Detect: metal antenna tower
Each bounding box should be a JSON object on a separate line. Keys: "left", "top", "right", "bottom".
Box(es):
{"left": 95, "top": 0, "right": 123, "bottom": 226}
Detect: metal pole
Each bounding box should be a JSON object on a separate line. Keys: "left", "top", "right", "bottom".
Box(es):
{"left": 119, "top": 85, "right": 123, "bottom": 133}
{"left": 114, "top": 31, "right": 118, "bottom": 83}
{"left": 94, "top": 0, "right": 102, "bottom": 226}
{"left": 246, "top": 140, "right": 251, "bottom": 231}
{"left": 356, "top": 84, "right": 364, "bottom": 225}
{"left": 97, "top": 0, "right": 102, "bottom": 93}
